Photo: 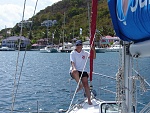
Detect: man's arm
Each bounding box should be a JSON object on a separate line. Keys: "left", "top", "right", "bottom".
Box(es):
{"left": 91, "top": 46, "right": 96, "bottom": 59}
{"left": 71, "top": 61, "right": 76, "bottom": 70}
{"left": 70, "top": 52, "right": 76, "bottom": 70}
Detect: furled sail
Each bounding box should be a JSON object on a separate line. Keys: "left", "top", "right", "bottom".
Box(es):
{"left": 90, "top": 0, "right": 98, "bottom": 81}
{"left": 108, "top": 0, "right": 150, "bottom": 42}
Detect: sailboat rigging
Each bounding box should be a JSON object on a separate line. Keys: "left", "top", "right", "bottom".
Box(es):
{"left": 11, "top": 0, "right": 39, "bottom": 112}
{"left": 66, "top": 0, "right": 150, "bottom": 113}
{"left": 2, "top": 0, "right": 150, "bottom": 112}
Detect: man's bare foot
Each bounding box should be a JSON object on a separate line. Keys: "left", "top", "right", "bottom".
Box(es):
{"left": 88, "top": 101, "right": 92, "bottom": 105}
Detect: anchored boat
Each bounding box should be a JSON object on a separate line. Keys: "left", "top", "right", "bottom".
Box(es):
{"left": 40, "top": 45, "right": 59, "bottom": 53}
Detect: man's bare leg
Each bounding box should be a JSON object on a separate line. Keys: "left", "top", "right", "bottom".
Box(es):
{"left": 82, "top": 77, "right": 92, "bottom": 105}
{"left": 71, "top": 70, "right": 83, "bottom": 92}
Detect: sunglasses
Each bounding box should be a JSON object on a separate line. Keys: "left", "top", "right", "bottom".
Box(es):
{"left": 76, "top": 44, "right": 82, "bottom": 46}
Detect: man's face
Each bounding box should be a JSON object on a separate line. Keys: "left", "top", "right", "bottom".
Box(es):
{"left": 76, "top": 44, "right": 83, "bottom": 49}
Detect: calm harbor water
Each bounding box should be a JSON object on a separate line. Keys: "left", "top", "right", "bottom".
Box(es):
{"left": 0, "top": 51, "right": 149, "bottom": 113}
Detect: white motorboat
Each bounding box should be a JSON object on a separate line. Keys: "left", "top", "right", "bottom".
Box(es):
{"left": 40, "top": 45, "right": 59, "bottom": 53}
{"left": 0, "top": 47, "right": 15, "bottom": 51}
{"left": 106, "top": 44, "right": 122, "bottom": 52}
{"left": 82, "top": 44, "right": 90, "bottom": 51}
{"left": 82, "top": 44, "right": 106, "bottom": 53}
{"left": 59, "top": 46, "right": 73, "bottom": 53}
{"left": 59, "top": 42, "right": 74, "bottom": 53}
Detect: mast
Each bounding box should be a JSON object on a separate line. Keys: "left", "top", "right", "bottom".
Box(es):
{"left": 87, "top": 0, "right": 90, "bottom": 38}
{"left": 122, "top": 42, "right": 133, "bottom": 113}
{"left": 73, "top": 21, "right": 75, "bottom": 40}
{"left": 46, "top": 22, "right": 49, "bottom": 45}
{"left": 62, "top": 12, "right": 65, "bottom": 50}
{"left": 90, "top": 0, "right": 98, "bottom": 82}
{"left": 5, "top": 25, "right": 7, "bottom": 39}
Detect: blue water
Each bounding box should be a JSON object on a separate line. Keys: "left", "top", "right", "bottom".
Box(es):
{"left": 0, "top": 51, "right": 149, "bottom": 113}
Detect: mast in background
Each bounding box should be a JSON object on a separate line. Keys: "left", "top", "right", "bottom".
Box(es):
{"left": 87, "top": 0, "right": 90, "bottom": 39}
{"left": 62, "top": 12, "right": 65, "bottom": 50}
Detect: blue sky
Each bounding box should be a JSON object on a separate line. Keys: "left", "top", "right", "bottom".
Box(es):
{"left": 0, "top": 0, "right": 61, "bottom": 30}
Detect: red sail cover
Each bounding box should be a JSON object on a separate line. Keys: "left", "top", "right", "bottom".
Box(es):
{"left": 90, "top": 0, "right": 98, "bottom": 81}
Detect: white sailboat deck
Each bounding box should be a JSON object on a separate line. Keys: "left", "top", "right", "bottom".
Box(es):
{"left": 69, "top": 98, "right": 100, "bottom": 113}
{"left": 68, "top": 97, "right": 119, "bottom": 113}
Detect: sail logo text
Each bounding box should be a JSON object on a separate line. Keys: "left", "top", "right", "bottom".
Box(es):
{"left": 131, "top": 0, "right": 150, "bottom": 12}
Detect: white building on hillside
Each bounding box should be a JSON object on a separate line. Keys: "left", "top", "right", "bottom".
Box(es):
{"left": 100, "top": 36, "right": 120, "bottom": 47}
{"left": 2, "top": 36, "right": 30, "bottom": 48}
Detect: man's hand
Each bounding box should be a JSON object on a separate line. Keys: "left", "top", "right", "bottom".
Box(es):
{"left": 91, "top": 45, "right": 95, "bottom": 50}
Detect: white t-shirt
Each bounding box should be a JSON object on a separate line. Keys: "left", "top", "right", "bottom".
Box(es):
{"left": 70, "top": 50, "right": 90, "bottom": 72}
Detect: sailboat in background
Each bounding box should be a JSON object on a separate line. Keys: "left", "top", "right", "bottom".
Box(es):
{"left": 40, "top": 33, "right": 59, "bottom": 53}
{"left": 82, "top": 41, "right": 106, "bottom": 53}
{"left": 40, "top": 45, "right": 59, "bottom": 53}
{"left": 65, "top": 0, "right": 150, "bottom": 113}
{"left": 40, "top": 20, "right": 59, "bottom": 53}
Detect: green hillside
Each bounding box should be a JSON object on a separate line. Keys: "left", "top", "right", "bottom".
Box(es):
{"left": 0, "top": 0, "right": 114, "bottom": 44}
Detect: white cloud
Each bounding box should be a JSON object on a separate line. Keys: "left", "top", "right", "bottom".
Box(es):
{"left": 0, "top": 0, "right": 61, "bottom": 30}
{"left": 0, "top": 4, "right": 23, "bottom": 29}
